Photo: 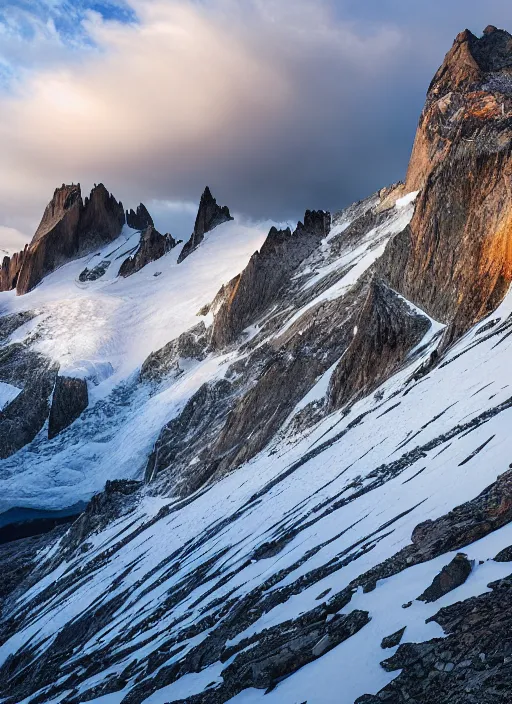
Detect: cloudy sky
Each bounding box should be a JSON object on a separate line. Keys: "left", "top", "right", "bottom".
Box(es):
{"left": 0, "top": 0, "right": 511, "bottom": 249}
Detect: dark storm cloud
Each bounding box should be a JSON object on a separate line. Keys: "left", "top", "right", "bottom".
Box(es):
{"left": 0, "top": 0, "right": 511, "bottom": 243}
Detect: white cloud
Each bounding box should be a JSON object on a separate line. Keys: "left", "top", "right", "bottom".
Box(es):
{"left": 0, "top": 226, "right": 29, "bottom": 254}
{"left": 0, "top": 0, "right": 410, "bottom": 249}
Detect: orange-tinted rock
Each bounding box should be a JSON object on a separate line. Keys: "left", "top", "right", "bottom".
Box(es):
{"left": 380, "top": 27, "right": 512, "bottom": 344}
{"left": 406, "top": 28, "right": 512, "bottom": 191}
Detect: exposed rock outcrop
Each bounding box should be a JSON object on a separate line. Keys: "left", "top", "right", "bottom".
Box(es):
{"left": 210, "top": 210, "right": 331, "bottom": 349}
{"left": 14, "top": 183, "right": 124, "bottom": 295}
{"left": 0, "top": 527, "right": 69, "bottom": 608}
{"left": 118, "top": 226, "right": 178, "bottom": 278}
{"left": 328, "top": 279, "right": 431, "bottom": 411}
{"left": 381, "top": 627, "right": 407, "bottom": 650}
{"left": 417, "top": 552, "right": 473, "bottom": 603}
{"left": 145, "top": 379, "right": 235, "bottom": 489}
{"left": 379, "top": 27, "right": 512, "bottom": 344}
{"left": 48, "top": 376, "right": 89, "bottom": 439}
{"left": 140, "top": 322, "right": 208, "bottom": 382}
{"left": 148, "top": 280, "right": 364, "bottom": 491}
{"left": 126, "top": 203, "right": 154, "bottom": 231}
{"left": 216, "top": 609, "right": 369, "bottom": 698}
{"left": 59, "top": 480, "right": 141, "bottom": 554}
{"left": 0, "top": 311, "right": 36, "bottom": 343}
{"left": 78, "top": 260, "right": 111, "bottom": 282}
{"left": 0, "top": 345, "right": 58, "bottom": 458}
{"left": 351, "top": 469, "right": 512, "bottom": 595}
{"left": 177, "top": 187, "right": 233, "bottom": 263}
{"left": 359, "top": 573, "right": 512, "bottom": 703}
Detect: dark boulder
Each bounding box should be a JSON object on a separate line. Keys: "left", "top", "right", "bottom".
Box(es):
{"left": 381, "top": 627, "right": 407, "bottom": 649}
{"left": 494, "top": 545, "right": 512, "bottom": 562}
{"left": 417, "top": 553, "right": 473, "bottom": 603}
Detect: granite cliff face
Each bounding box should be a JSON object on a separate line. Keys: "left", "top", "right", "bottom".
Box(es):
{"left": 210, "top": 210, "right": 331, "bottom": 349}
{"left": 380, "top": 26, "right": 512, "bottom": 344}
{"left": 14, "top": 184, "right": 125, "bottom": 295}
{"left": 327, "top": 279, "right": 431, "bottom": 412}
{"left": 177, "top": 186, "right": 233, "bottom": 263}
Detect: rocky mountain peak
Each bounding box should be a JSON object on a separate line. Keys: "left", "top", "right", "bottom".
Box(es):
{"left": 13, "top": 183, "right": 125, "bottom": 295}
{"left": 32, "top": 183, "right": 82, "bottom": 243}
{"left": 118, "top": 225, "right": 179, "bottom": 278}
{"left": 382, "top": 24, "right": 512, "bottom": 345}
{"left": 125, "top": 202, "right": 154, "bottom": 231}
{"left": 177, "top": 186, "right": 233, "bottom": 262}
{"left": 426, "top": 26, "right": 512, "bottom": 106}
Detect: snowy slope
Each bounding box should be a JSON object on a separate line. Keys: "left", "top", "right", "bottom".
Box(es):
{"left": 0, "top": 220, "right": 269, "bottom": 512}
{"left": 3, "top": 188, "right": 512, "bottom": 704}
{"left": 3, "top": 283, "right": 512, "bottom": 704}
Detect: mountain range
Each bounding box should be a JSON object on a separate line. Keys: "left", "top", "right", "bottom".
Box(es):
{"left": 2, "top": 25, "right": 512, "bottom": 704}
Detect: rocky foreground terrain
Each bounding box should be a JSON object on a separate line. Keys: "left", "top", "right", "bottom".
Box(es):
{"left": 1, "top": 24, "right": 512, "bottom": 704}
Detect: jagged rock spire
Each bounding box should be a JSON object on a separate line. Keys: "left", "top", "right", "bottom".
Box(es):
{"left": 11, "top": 183, "right": 125, "bottom": 295}
{"left": 177, "top": 187, "right": 233, "bottom": 263}
{"left": 126, "top": 203, "right": 154, "bottom": 231}
{"left": 210, "top": 209, "right": 331, "bottom": 349}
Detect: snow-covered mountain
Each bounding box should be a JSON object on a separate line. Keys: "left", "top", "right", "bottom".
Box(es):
{"left": 2, "top": 24, "right": 512, "bottom": 704}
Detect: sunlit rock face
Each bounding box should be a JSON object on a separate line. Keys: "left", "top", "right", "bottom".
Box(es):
{"left": 379, "top": 27, "right": 512, "bottom": 344}
{"left": 14, "top": 183, "right": 125, "bottom": 295}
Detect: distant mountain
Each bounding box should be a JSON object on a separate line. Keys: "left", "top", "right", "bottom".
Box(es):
{"left": 2, "top": 26, "right": 512, "bottom": 704}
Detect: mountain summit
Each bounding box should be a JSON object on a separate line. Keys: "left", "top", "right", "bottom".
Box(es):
{"left": 380, "top": 26, "right": 512, "bottom": 344}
